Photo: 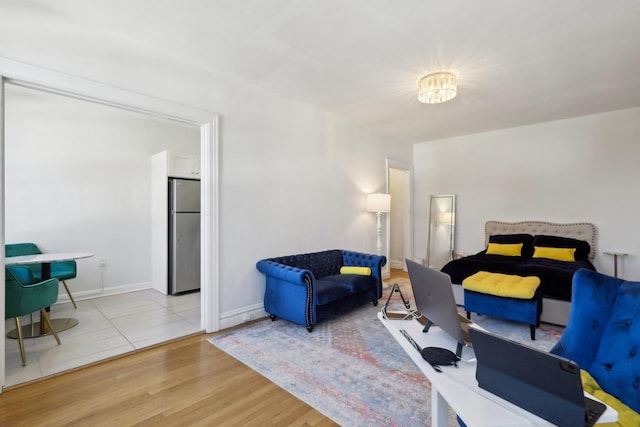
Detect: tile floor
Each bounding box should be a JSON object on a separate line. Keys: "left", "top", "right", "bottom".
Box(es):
{"left": 4, "top": 289, "right": 201, "bottom": 387}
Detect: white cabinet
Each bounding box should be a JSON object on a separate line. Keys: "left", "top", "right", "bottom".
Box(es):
{"left": 168, "top": 152, "right": 200, "bottom": 179}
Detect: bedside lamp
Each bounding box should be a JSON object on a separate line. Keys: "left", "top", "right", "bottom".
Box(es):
{"left": 367, "top": 193, "right": 391, "bottom": 256}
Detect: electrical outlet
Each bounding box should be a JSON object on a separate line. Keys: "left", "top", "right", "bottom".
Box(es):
{"left": 99, "top": 257, "right": 106, "bottom": 267}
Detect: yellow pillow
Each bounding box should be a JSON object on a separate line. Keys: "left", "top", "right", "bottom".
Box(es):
{"left": 485, "top": 243, "right": 523, "bottom": 257}
{"left": 340, "top": 266, "right": 371, "bottom": 276}
{"left": 533, "top": 246, "right": 576, "bottom": 262}
{"left": 581, "top": 369, "right": 640, "bottom": 427}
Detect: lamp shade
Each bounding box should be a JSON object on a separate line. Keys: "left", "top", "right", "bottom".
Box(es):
{"left": 366, "top": 193, "right": 391, "bottom": 213}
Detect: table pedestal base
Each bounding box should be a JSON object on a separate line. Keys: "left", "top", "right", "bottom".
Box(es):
{"left": 6, "top": 318, "right": 78, "bottom": 339}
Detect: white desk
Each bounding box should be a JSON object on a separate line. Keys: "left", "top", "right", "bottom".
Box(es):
{"left": 6, "top": 252, "right": 94, "bottom": 277}
{"left": 378, "top": 312, "right": 617, "bottom": 427}
{"left": 6, "top": 252, "right": 94, "bottom": 337}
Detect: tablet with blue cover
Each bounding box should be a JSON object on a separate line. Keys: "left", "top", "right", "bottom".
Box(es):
{"left": 470, "top": 328, "right": 605, "bottom": 427}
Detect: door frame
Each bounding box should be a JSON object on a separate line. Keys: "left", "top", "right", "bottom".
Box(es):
{"left": 385, "top": 158, "right": 414, "bottom": 273}
{"left": 0, "top": 58, "right": 220, "bottom": 391}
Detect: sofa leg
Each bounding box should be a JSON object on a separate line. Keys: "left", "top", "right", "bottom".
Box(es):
{"left": 372, "top": 300, "right": 378, "bottom": 306}
{"left": 530, "top": 325, "right": 536, "bottom": 340}
{"left": 269, "top": 315, "right": 277, "bottom": 321}
{"left": 306, "top": 325, "right": 313, "bottom": 333}
{"left": 466, "top": 311, "right": 471, "bottom": 320}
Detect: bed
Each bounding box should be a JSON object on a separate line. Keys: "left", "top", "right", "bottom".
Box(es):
{"left": 441, "top": 220, "right": 597, "bottom": 326}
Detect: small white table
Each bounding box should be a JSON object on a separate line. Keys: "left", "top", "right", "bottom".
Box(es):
{"left": 603, "top": 251, "right": 629, "bottom": 278}
{"left": 6, "top": 252, "right": 94, "bottom": 337}
{"left": 378, "top": 312, "right": 617, "bottom": 426}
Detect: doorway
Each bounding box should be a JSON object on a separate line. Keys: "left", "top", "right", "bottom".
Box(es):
{"left": 0, "top": 59, "right": 219, "bottom": 391}
{"left": 3, "top": 85, "right": 204, "bottom": 386}
{"left": 386, "top": 159, "right": 413, "bottom": 272}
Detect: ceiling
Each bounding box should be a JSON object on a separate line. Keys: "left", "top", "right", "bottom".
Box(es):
{"left": 1, "top": 0, "right": 639, "bottom": 143}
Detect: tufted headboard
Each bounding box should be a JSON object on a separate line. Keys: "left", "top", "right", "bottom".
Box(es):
{"left": 485, "top": 220, "right": 597, "bottom": 261}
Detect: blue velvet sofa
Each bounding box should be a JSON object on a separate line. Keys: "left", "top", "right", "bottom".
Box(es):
{"left": 256, "top": 249, "right": 386, "bottom": 332}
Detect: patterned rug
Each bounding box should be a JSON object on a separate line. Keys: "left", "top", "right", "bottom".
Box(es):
{"left": 209, "top": 277, "right": 565, "bottom": 426}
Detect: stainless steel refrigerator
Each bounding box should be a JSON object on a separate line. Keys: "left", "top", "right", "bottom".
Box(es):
{"left": 168, "top": 178, "right": 201, "bottom": 295}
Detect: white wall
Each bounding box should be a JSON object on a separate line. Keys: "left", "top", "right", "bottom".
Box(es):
{"left": 413, "top": 107, "right": 640, "bottom": 280}
{"left": 0, "top": 55, "right": 411, "bottom": 325}
{"left": 5, "top": 85, "right": 200, "bottom": 299}
{"left": 219, "top": 99, "right": 408, "bottom": 318}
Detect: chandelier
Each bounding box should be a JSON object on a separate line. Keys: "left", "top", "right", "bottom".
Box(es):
{"left": 417, "top": 71, "right": 458, "bottom": 104}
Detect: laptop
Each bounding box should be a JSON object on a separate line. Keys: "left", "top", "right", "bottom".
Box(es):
{"left": 469, "top": 328, "right": 606, "bottom": 427}
{"left": 405, "top": 259, "right": 472, "bottom": 357}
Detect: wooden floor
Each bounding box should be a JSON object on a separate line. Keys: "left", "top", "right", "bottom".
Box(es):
{"left": 0, "top": 269, "right": 407, "bottom": 426}
{"left": 0, "top": 332, "right": 337, "bottom": 426}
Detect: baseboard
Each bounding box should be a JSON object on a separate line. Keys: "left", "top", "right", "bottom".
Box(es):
{"left": 54, "top": 283, "right": 272, "bottom": 331}
{"left": 219, "top": 303, "right": 268, "bottom": 330}
{"left": 389, "top": 259, "right": 405, "bottom": 270}
{"left": 54, "top": 281, "right": 152, "bottom": 305}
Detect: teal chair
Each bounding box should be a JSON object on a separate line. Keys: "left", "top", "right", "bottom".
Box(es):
{"left": 5, "top": 266, "right": 61, "bottom": 366}
{"left": 6, "top": 243, "right": 78, "bottom": 308}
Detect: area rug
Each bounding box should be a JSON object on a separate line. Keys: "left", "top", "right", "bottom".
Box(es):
{"left": 209, "top": 278, "right": 564, "bottom": 426}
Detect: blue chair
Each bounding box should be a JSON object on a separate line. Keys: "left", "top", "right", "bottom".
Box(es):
{"left": 551, "top": 268, "right": 640, "bottom": 423}
{"left": 5, "top": 266, "right": 61, "bottom": 366}
{"left": 6, "top": 243, "right": 78, "bottom": 308}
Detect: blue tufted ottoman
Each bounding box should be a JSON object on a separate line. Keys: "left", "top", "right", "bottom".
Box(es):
{"left": 463, "top": 271, "right": 542, "bottom": 340}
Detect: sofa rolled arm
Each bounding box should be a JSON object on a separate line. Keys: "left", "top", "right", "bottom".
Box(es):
{"left": 342, "top": 250, "right": 386, "bottom": 273}
{"left": 257, "top": 259, "right": 316, "bottom": 330}
{"left": 342, "top": 250, "right": 386, "bottom": 300}
{"left": 256, "top": 260, "right": 314, "bottom": 286}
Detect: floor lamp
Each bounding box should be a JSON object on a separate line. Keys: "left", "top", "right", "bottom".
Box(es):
{"left": 366, "top": 193, "right": 391, "bottom": 256}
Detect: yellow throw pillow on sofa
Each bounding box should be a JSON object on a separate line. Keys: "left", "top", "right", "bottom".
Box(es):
{"left": 486, "top": 243, "right": 523, "bottom": 257}
{"left": 533, "top": 246, "right": 576, "bottom": 262}
{"left": 340, "top": 266, "right": 371, "bottom": 276}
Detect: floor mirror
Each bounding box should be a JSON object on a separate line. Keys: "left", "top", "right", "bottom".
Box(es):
{"left": 426, "top": 194, "right": 456, "bottom": 269}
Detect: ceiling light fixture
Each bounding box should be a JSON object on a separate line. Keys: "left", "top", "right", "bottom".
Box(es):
{"left": 417, "top": 71, "right": 458, "bottom": 104}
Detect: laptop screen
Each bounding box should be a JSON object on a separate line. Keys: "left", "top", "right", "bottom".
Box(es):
{"left": 405, "top": 259, "right": 469, "bottom": 354}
